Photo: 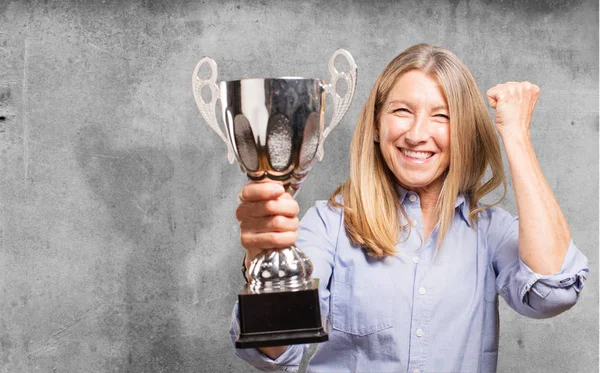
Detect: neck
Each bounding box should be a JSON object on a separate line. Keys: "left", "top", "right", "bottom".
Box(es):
{"left": 418, "top": 192, "right": 439, "bottom": 213}
{"left": 397, "top": 178, "right": 444, "bottom": 212}
{"left": 412, "top": 183, "right": 442, "bottom": 243}
{"left": 414, "top": 182, "right": 443, "bottom": 212}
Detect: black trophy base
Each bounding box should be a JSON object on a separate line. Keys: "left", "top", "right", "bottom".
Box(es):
{"left": 236, "top": 280, "right": 328, "bottom": 349}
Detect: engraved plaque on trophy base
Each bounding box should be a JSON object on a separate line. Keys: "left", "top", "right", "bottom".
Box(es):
{"left": 236, "top": 280, "right": 328, "bottom": 348}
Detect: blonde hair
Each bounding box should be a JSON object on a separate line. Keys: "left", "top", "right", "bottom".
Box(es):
{"left": 329, "top": 44, "right": 506, "bottom": 257}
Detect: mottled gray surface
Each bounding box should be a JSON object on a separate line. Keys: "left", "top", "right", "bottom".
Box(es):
{"left": 0, "top": 0, "right": 597, "bottom": 372}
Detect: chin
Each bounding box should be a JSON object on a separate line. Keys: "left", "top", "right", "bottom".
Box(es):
{"left": 396, "top": 174, "right": 445, "bottom": 190}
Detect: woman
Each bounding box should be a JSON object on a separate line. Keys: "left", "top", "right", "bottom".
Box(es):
{"left": 230, "top": 44, "right": 588, "bottom": 372}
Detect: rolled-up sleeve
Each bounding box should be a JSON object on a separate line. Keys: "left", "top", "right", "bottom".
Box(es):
{"left": 491, "top": 213, "right": 589, "bottom": 319}
{"left": 228, "top": 201, "right": 339, "bottom": 371}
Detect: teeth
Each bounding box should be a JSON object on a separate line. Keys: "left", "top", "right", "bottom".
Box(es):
{"left": 402, "top": 149, "right": 433, "bottom": 159}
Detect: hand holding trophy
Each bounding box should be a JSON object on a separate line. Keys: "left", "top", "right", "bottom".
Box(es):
{"left": 192, "top": 50, "right": 357, "bottom": 348}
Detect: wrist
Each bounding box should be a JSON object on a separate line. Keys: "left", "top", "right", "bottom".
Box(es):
{"left": 499, "top": 129, "right": 531, "bottom": 147}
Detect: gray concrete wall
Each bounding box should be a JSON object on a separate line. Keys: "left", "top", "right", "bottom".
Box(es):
{"left": 0, "top": 0, "right": 597, "bottom": 372}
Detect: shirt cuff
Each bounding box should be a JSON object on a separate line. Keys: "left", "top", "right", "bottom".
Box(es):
{"left": 517, "top": 239, "right": 589, "bottom": 300}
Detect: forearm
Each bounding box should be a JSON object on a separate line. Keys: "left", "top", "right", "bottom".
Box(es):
{"left": 502, "top": 131, "right": 571, "bottom": 274}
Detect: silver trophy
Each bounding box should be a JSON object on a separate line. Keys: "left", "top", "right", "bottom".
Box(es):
{"left": 193, "top": 49, "right": 357, "bottom": 348}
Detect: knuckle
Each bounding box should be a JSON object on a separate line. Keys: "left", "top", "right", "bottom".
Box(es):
{"left": 289, "top": 231, "right": 298, "bottom": 245}
{"left": 271, "top": 232, "right": 294, "bottom": 247}
{"left": 235, "top": 206, "right": 244, "bottom": 221}
{"left": 289, "top": 201, "right": 300, "bottom": 215}
{"left": 279, "top": 192, "right": 292, "bottom": 200}
{"left": 240, "top": 233, "right": 252, "bottom": 248}
{"left": 263, "top": 200, "right": 277, "bottom": 214}
{"left": 241, "top": 184, "right": 251, "bottom": 199}
{"left": 239, "top": 219, "right": 252, "bottom": 231}
{"left": 270, "top": 215, "right": 284, "bottom": 230}
{"left": 268, "top": 232, "right": 281, "bottom": 245}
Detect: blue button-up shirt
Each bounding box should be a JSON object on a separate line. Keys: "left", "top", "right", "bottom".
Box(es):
{"left": 231, "top": 187, "right": 588, "bottom": 372}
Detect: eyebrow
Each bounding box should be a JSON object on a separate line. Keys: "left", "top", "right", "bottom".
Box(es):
{"left": 431, "top": 105, "right": 449, "bottom": 112}
{"left": 387, "top": 100, "right": 449, "bottom": 112}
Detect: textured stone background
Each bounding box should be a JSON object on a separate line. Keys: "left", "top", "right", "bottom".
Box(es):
{"left": 0, "top": 0, "right": 597, "bottom": 372}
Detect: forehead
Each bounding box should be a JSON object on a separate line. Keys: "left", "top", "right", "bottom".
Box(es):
{"left": 386, "top": 70, "right": 447, "bottom": 105}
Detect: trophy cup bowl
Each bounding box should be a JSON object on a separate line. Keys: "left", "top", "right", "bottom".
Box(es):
{"left": 193, "top": 50, "right": 357, "bottom": 348}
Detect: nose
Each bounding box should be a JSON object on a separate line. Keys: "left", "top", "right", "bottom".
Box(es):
{"left": 405, "top": 113, "right": 429, "bottom": 145}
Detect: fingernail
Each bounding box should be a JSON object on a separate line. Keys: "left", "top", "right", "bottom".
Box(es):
{"left": 272, "top": 184, "right": 284, "bottom": 194}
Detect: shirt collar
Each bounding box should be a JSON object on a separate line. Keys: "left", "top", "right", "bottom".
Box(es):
{"left": 394, "top": 184, "right": 410, "bottom": 205}
{"left": 395, "top": 184, "right": 471, "bottom": 227}
{"left": 455, "top": 194, "right": 471, "bottom": 227}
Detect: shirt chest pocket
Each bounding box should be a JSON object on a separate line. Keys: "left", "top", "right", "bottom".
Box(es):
{"left": 331, "top": 264, "right": 394, "bottom": 336}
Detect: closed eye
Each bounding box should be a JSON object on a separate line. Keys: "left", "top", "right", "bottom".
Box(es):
{"left": 435, "top": 114, "right": 450, "bottom": 120}
{"left": 393, "top": 108, "right": 411, "bottom": 114}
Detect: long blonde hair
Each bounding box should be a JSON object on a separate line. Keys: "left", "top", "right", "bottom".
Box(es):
{"left": 329, "top": 44, "right": 506, "bottom": 257}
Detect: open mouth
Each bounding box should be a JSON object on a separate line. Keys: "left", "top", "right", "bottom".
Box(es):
{"left": 400, "top": 148, "right": 434, "bottom": 160}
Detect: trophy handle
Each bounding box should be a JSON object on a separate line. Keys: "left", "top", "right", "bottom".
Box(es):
{"left": 317, "top": 49, "right": 357, "bottom": 161}
{"left": 192, "top": 57, "right": 235, "bottom": 164}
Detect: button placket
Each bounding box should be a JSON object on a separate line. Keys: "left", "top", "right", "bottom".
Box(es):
{"left": 408, "top": 248, "right": 431, "bottom": 373}
{"left": 404, "top": 195, "right": 429, "bottom": 371}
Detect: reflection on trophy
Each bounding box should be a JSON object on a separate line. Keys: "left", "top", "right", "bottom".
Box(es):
{"left": 192, "top": 50, "right": 357, "bottom": 348}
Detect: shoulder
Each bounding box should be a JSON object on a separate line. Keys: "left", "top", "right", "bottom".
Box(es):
{"left": 474, "top": 203, "right": 518, "bottom": 247}
{"left": 476, "top": 203, "right": 515, "bottom": 225}
{"left": 303, "top": 199, "right": 344, "bottom": 227}
{"left": 297, "top": 199, "right": 345, "bottom": 251}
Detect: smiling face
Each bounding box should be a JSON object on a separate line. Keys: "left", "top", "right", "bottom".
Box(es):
{"left": 377, "top": 70, "right": 451, "bottom": 195}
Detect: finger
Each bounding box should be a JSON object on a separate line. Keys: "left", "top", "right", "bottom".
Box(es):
{"left": 239, "top": 182, "right": 285, "bottom": 203}
{"left": 486, "top": 87, "right": 499, "bottom": 109}
{"left": 241, "top": 231, "right": 298, "bottom": 251}
{"left": 240, "top": 215, "right": 300, "bottom": 233}
{"left": 236, "top": 198, "right": 300, "bottom": 220}
{"left": 527, "top": 82, "right": 540, "bottom": 96}
{"left": 278, "top": 191, "right": 294, "bottom": 200}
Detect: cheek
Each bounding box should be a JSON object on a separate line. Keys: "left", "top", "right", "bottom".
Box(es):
{"left": 379, "top": 116, "right": 411, "bottom": 140}
{"left": 433, "top": 124, "right": 451, "bottom": 152}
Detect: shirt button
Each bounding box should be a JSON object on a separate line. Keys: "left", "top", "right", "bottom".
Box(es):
{"left": 409, "top": 194, "right": 417, "bottom": 202}
{"left": 413, "top": 370, "right": 421, "bottom": 373}
{"left": 416, "top": 328, "right": 424, "bottom": 337}
{"left": 410, "top": 219, "right": 417, "bottom": 227}
{"left": 418, "top": 287, "right": 426, "bottom": 295}
{"left": 412, "top": 256, "right": 419, "bottom": 264}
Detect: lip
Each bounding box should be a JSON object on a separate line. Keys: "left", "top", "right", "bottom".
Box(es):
{"left": 399, "top": 147, "right": 435, "bottom": 164}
